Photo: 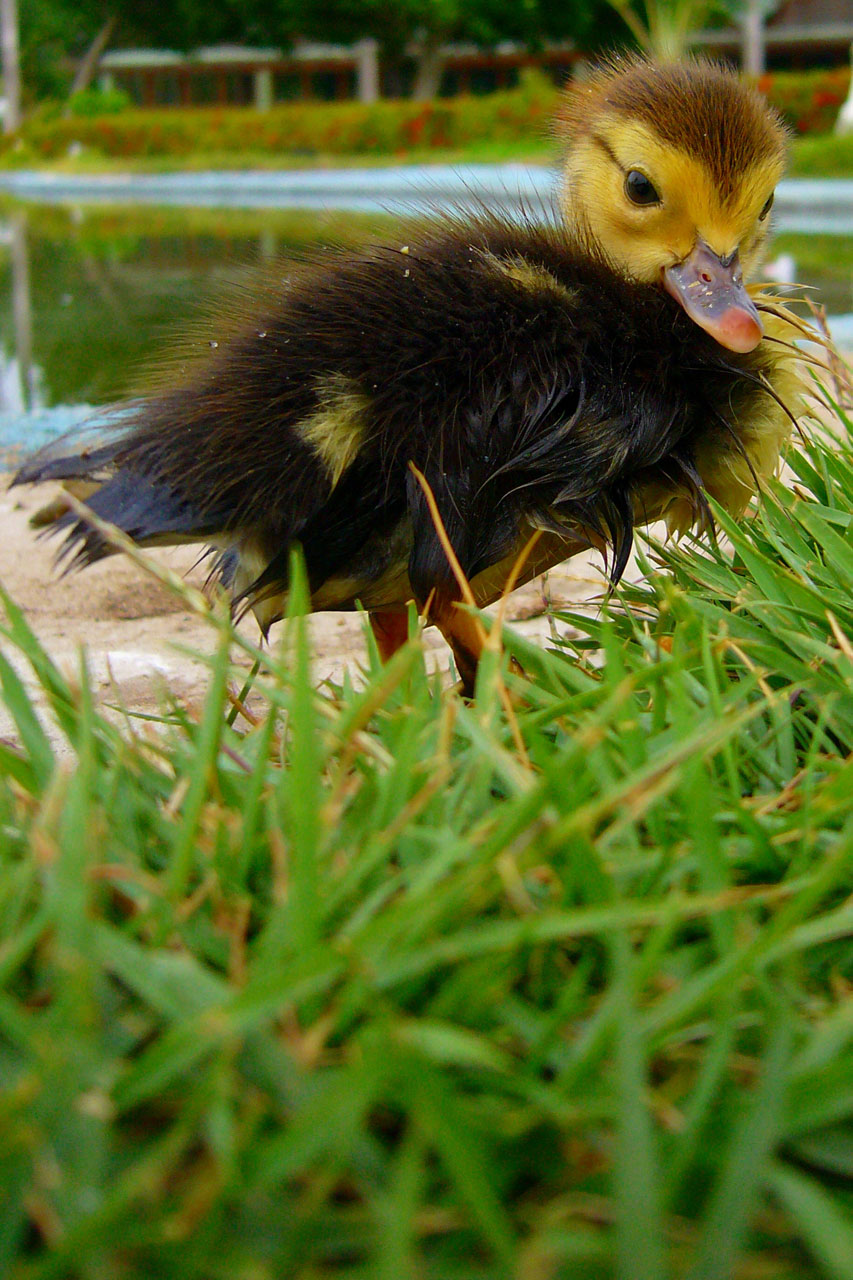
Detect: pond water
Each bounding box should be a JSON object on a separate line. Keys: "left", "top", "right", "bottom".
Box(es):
{"left": 1, "top": 198, "right": 851, "bottom": 454}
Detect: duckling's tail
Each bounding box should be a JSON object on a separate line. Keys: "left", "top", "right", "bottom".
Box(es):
{"left": 12, "top": 427, "right": 120, "bottom": 488}
{"left": 11, "top": 420, "right": 214, "bottom": 571}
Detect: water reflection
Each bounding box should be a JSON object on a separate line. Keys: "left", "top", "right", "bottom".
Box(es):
{"left": 0, "top": 214, "right": 38, "bottom": 415}
{"left": 0, "top": 202, "right": 851, "bottom": 424}
{"left": 0, "top": 203, "right": 396, "bottom": 418}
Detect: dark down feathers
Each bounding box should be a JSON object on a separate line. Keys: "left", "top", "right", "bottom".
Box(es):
{"left": 14, "top": 213, "right": 778, "bottom": 618}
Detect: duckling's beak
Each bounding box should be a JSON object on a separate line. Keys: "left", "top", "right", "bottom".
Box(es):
{"left": 664, "top": 241, "right": 763, "bottom": 354}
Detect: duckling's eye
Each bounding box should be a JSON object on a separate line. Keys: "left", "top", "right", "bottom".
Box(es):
{"left": 758, "top": 192, "right": 774, "bottom": 222}
{"left": 624, "top": 170, "right": 660, "bottom": 207}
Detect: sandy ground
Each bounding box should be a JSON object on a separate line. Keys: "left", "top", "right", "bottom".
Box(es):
{"left": 0, "top": 478, "right": 613, "bottom": 751}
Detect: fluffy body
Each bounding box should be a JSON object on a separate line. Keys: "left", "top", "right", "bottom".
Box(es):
{"left": 17, "top": 222, "right": 795, "bottom": 634}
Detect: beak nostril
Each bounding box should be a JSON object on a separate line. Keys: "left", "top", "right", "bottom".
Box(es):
{"left": 664, "top": 242, "right": 763, "bottom": 353}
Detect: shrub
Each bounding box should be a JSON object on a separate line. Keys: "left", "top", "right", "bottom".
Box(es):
{"left": 67, "top": 85, "right": 133, "bottom": 117}
{"left": 1, "top": 84, "right": 558, "bottom": 162}
{"left": 759, "top": 66, "right": 851, "bottom": 134}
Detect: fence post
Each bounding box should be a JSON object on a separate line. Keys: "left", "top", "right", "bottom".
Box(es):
{"left": 741, "top": 0, "right": 766, "bottom": 77}
{"left": 254, "top": 66, "right": 274, "bottom": 110}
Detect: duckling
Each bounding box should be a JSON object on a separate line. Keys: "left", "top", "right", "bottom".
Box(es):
{"left": 14, "top": 56, "right": 810, "bottom": 694}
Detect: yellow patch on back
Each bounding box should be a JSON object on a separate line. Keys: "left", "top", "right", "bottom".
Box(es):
{"left": 299, "top": 372, "right": 371, "bottom": 488}
{"left": 487, "top": 254, "right": 576, "bottom": 306}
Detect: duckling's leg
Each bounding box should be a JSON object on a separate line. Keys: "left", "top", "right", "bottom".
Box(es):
{"left": 369, "top": 601, "right": 483, "bottom": 694}
{"left": 368, "top": 609, "right": 409, "bottom": 662}
{"left": 428, "top": 596, "right": 486, "bottom": 697}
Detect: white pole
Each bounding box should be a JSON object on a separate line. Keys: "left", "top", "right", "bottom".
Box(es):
{"left": 0, "top": 0, "right": 21, "bottom": 133}
{"left": 11, "top": 212, "right": 33, "bottom": 409}
{"left": 741, "top": 0, "right": 766, "bottom": 77}
{"left": 836, "top": 44, "right": 853, "bottom": 136}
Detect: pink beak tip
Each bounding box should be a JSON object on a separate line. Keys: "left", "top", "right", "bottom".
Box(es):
{"left": 663, "top": 245, "right": 764, "bottom": 355}
{"left": 711, "top": 308, "right": 764, "bottom": 354}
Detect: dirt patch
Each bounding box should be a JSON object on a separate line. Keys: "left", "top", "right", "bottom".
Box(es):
{"left": 0, "top": 477, "right": 614, "bottom": 751}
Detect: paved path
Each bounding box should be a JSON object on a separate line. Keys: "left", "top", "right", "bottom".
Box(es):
{"left": 0, "top": 164, "right": 552, "bottom": 216}
{"left": 0, "top": 165, "right": 852, "bottom": 232}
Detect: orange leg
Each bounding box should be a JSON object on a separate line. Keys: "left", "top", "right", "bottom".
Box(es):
{"left": 369, "top": 609, "right": 410, "bottom": 662}
{"left": 429, "top": 597, "right": 487, "bottom": 697}
{"left": 432, "top": 596, "right": 528, "bottom": 698}
{"left": 373, "top": 599, "right": 523, "bottom": 699}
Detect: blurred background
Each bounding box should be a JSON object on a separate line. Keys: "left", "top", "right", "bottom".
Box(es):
{"left": 1, "top": 0, "right": 852, "bottom": 444}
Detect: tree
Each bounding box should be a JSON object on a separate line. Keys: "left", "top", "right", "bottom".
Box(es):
{"left": 13, "top": 0, "right": 625, "bottom": 107}
{"left": 18, "top": 0, "right": 299, "bottom": 102}
{"left": 599, "top": 0, "right": 783, "bottom": 64}
{"left": 66, "top": 13, "right": 116, "bottom": 104}
{"left": 600, "top": 0, "right": 728, "bottom": 61}
{"left": 290, "top": 0, "right": 622, "bottom": 98}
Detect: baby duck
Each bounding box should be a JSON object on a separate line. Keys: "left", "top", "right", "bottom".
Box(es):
{"left": 15, "top": 57, "right": 809, "bottom": 694}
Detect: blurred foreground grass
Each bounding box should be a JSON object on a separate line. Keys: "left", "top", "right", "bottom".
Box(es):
{"left": 2, "top": 396, "right": 853, "bottom": 1277}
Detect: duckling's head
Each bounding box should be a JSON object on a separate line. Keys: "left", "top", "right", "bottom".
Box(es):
{"left": 557, "top": 57, "right": 788, "bottom": 353}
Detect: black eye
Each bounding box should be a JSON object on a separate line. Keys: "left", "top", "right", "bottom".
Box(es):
{"left": 759, "top": 192, "right": 774, "bottom": 222}
{"left": 624, "top": 170, "right": 660, "bottom": 206}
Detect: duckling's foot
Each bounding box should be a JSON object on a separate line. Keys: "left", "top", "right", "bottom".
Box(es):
{"left": 450, "top": 655, "right": 528, "bottom": 706}
{"left": 431, "top": 595, "right": 531, "bottom": 699}
{"left": 369, "top": 609, "right": 409, "bottom": 663}
{"left": 419, "top": 592, "right": 479, "bottom": 697}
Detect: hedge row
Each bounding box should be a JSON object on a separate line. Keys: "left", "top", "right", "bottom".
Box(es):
{"left": 758, "top": 65, "right": 851, "bottom": 134}
{"left": 4, "top": 80, "right": 558, "bottom": 161}
{"left": 4, "top": 66, "right": 850, "bottom": 162}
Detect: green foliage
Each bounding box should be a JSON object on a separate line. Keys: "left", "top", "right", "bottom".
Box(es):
{"left": 67, "top": 85, "right": 133, "bottom": 118}
{"left": 22, "top": 0, "right": 299, "bottom": 63}
{"left": 600, "top": 0, "right": 734, "bottom": 61}
{"left": 289, "top": 0, "right": 620, "bottom": 54}
{"left": 2, "top": 392, "right": 853, "bottom": 1274}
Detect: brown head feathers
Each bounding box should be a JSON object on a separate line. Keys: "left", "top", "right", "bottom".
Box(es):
{"left": 556, "top": 55, "right": 788, "bottom": 199}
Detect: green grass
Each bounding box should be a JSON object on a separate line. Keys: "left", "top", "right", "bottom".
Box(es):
{"left": 789, "top": 133, "right": 853, "bottom": 178}
{"left": 0, "top": 136, "right": 556, "bottom": 174}
{"left": 771, "top": 231, "right": 853, "bottom": 275}
{"left": 1, "top": 130, "right": 850, "bottom": 176}
{"left": 3, "top": 392, "right": 853, "bottom": 1276}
